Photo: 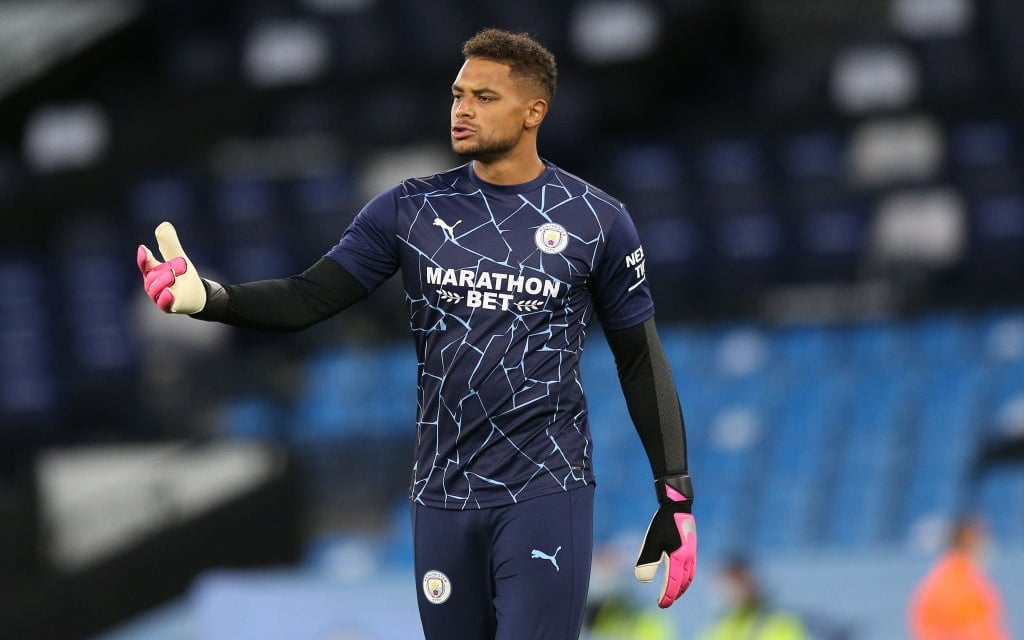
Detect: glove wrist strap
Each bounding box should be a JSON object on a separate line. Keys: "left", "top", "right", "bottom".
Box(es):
{"left": 655, "top": 474, "right": 693, "bottom": 506}
{"left": 191, "top": 279, "right": 226, "bottom": 320}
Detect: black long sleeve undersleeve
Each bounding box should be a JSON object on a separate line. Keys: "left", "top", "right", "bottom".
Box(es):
{"left": 191, "top": 257, "right": 368, "bottom": 332}
{"left": 605, "top": 317, "right": 689, "bottom": 481}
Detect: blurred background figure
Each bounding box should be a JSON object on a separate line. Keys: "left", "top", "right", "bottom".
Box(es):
{"left": 908, "top": 515, "right": 1009, "bottom": 640}
{"left": 698, "top": 557, "right": 806, "bottom": 640}
{"left": 586, "top": 593, "right": 674, "bottom": 640}
{"left": 584, "top": 546, "right": 675, "bottom": 640}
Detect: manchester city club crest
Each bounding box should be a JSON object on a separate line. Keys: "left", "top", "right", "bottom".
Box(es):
{"left": 422, "top": 570, "right": 452, "bottom": 604}
{"left": 534, "top": 222, "right": 569, "bottom": 254}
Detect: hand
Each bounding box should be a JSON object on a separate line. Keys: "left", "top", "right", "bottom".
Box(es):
{"left": 634, "top": 475, "right": 697, "bottom": 608}
{"left": 137, "top": 221, "right": 206, "bottom": 314}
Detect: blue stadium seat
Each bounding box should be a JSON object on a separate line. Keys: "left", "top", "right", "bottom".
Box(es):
{"left": 770, "top": 378, "right": 844, "bottom": 474}
{"left": 660, "top": 325, "right": 712, "bottom": 374}
{"left": 984, "top": 361, "right": 1024, "bottom": 426}
{"left": 825, "top": 371, "right": 913, "bottom": 546}
{"left": 917, "top": 39, "right": 988, "bottom": 104}
{"left": 711, "top": 325, "right": 772, "bottom": 378}
{"left": 223, "top": 242, "right": 295, "bottom": 283}
{"left": 0, "top": 259, "right": 59, "bottom": 419}
{"left": 164, "top": 30, "right": 237, "bottom": 86}
{"left": 290, "top": 348, "right": 385, "bottom": 442}
{"left": 775, "top": 323, "right": 844, "bottom": 375}
{"left": 214, "top": 176, "right": 280, "bottom": 227}
{"left": 844, "top": 320, "right": 914, "bottom": 369}
{"left": 754, "top": 486, "right": 819, "bottom": 550}
{"left": 635, "top": 215, "right": 703, "bottom": 287}
{"left": 949, "top": 120, "right": 1017, "bottom": 175}
{"left": 55, "top": 220, "right": 137, "bottom": 377}
{"left": 793, "top": 201, "right": 867, "bottom": 280}
{"left": 217, "top": 395, "right": 281, "bottom": 440}
{"left": 700, "top": 137, "right": 767, "bottom": 190}
{"left": 608, "top": 143, "right": 687, "bottom": 201}
{"left": 291, "top": 168, "right": 356, "bottom": 220}
{"left": 976, "top": 467, "right": 1024, "bottom": 543}
{"left": 709, "top": 209, "right": 788, "bottom": 289}
{"left": 780, "top": 131, "right": 846, "bottom": 185}
{"left": 966, "top": 190, "right": 1024, "bottom": 285}
{"left": 381, "top": 497, "right": 415, "bottom": 569}
{"left": 827, "top": 490, "right": 891, "bottom": 547}
{"left": 291, "top": 344, "right": 420, "bottom": 443}
{"left": 911, "top": 312, "right": 977, "bottom": 365}
{"left": 753, "top": 372, "right": 845, "bottom": 549}
{"left": 901, "top": 366, "right": 986, "bottom": 530}
{"left": 130, "top": 174, "right": 201, "bottom": 232}
{"left": 212, "top": 175, "right": 302, "bottom": 280}
{"left": 390, "top": 0, "right": 480, "bottom": 66}
{"left": 980, "top": 309, "right": 1024, "bottom": 363}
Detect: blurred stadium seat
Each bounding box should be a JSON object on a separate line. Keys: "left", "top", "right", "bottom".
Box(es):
{"left": 0, "top": 259, "right": 58, "bottom": 420}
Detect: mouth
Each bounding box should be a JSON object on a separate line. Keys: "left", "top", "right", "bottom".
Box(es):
{"left": 451, "top": 124, "right": 475, "bottom": 140}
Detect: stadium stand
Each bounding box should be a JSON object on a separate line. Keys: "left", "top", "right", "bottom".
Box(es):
{"left": 0, "top": 0, "right": 1021, "bottom": 637}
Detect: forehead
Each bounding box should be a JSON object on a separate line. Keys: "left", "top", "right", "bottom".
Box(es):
{"left": 453, "top": 57, "right": 517, "bottom": 91}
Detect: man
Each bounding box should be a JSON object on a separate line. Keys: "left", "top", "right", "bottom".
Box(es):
{"left": 699, "top": 557, "right": 806, "bottom": 640}
{"left": 908, "top": 516, "right": 1008, "bottom": 640}
{"left": 138, "top": 28, "right": 696, "bottom": 640}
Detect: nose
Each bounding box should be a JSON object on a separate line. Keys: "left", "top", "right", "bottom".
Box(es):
{"left": 453, "top": 97, "right": 471, "bottom": 119}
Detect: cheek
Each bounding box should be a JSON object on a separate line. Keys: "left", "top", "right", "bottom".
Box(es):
{"left": 495, "top": 110, "right": 525, "bottom": 134}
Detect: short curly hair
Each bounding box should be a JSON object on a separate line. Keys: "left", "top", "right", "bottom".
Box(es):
{"left": 461, "top": 28, "right": 557, "bottom": 102}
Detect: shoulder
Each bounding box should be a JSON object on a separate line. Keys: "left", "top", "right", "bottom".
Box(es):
{"left": 547, "top": 164, "right": 626, "bottom": 215}
{"left": 359, "top": 165, "right": 470, "bottom": 217}
{"left": 396, "top": 164, "right": 473, "bottom": 198}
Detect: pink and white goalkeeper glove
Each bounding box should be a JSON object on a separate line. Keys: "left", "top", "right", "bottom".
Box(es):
{"left": 634, "top": 474, "right": 697, "bottom": 608}
{"left": 137, "top": 221, "right": 207, "bottom": 314}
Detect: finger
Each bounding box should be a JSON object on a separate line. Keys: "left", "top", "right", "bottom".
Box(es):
{"left": 137, "top": 245, "right": 160, "bottom": 276}
{"left": 658, "top": 552, "right": 696, "bottom": 608}
{"left": 658, "top": 515, "right": 697, "bottom": 608}
{"left": 145, "top": 267, "right": 176, "bottom": 298}
{"left": 155, "top": 287, "right": 175, "bottom": 313}
{"left": 154, "top": 221, "right": 188, "bottom": 262}
{"left": 167, "top": 256, "right": 188, "bottom": 277}
{"left": 658, "top": 561, "right": 685, "bottom": 608}
{"left": 658, "top": 552, "right": 675, "bottom": 607}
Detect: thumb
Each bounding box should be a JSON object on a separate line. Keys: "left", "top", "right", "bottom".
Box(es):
{"left": 137, "top": 244, "right": 160, "bottom": 275}
{"left": 634, "top": 550, "right": 664, "bottom": 583}
{"left": 154, "top": 221, "right": 189, "bottom": 262}
{"left": 634, "top": 519, "right": 664, "bottom": 584}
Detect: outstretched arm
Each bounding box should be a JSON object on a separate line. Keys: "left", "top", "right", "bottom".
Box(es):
{"left": 193, "top": 257, "right": 367, "bottom": 331}
{"left": 138, "top": 222, "right": 367, "bottom": 332}
{"left": 605, "top": 317, "right": 696, "bottom": 609}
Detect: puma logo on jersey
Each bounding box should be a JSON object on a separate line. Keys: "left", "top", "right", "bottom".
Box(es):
{"left": 531, "top": 546, "right": 562, "bottom": 571}
{"left": 433, "top": 217, "right": 461, "bottom": 241}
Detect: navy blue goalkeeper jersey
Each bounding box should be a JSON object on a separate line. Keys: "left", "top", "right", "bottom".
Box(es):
{"left": 326, "top": 161, "right": 653, "bottom": 509}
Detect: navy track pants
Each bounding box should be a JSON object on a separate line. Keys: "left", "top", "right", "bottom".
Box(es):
{"left": 413, "top": 486, "right": 594, "bottom": 640}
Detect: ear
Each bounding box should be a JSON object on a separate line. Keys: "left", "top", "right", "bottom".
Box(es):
{"left": 524, "top": 98, "right": 548, "bottom": 130}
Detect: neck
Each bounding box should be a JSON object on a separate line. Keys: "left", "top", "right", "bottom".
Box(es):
{"left": 470, "top": 149, "right": 545, "bottom": 186}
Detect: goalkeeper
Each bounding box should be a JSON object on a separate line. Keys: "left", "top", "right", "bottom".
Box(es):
{"left": 138, "top": 28, "right": 696, "bottom": 640}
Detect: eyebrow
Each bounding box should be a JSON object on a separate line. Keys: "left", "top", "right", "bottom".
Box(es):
{"left": 451, "top": 84, "right": 500, "bottom": 95}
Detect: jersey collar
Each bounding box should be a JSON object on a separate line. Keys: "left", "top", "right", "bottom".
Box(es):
{"left": 465, "top": 160, "right": 556, "bottom": 195}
